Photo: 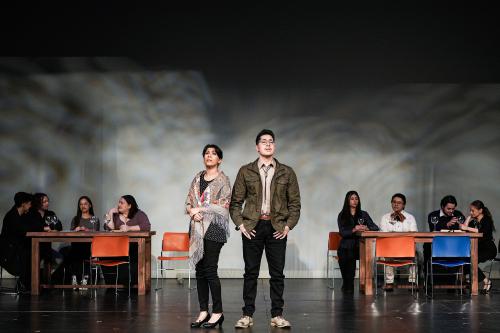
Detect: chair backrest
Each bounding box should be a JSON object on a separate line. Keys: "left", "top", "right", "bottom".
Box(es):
{"left": 328, "top": 232, "right": 342, "bottom": 251}
{"left": 91, "top": 236, "right": 129, "bottom": 257}
{"left": 432, "top": 236, "right": 470, "bottom": 258}
{"left": 376, "top": 237, "right": 415, "bottom": 258}
{"left": 162, "top": 232, "right": 189, "bottom": 252}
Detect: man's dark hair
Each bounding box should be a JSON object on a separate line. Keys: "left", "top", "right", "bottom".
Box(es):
{"left": 391, "top": 193, "right": 406, "bottom": 205}
{"left": 14, "top": 192, "right": 33, "bottom": 207}
{"left": 255, "top": 129, "right": 275, "bottom": 145}
{"left": 202, "top": 144, "right": 223, "bottom": 159}
{"left": 440, "top": 195, "right": 457, "bottom": 208}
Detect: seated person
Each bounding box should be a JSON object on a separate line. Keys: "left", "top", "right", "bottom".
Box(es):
{"left": 27, "top": 193, "right": 64, "bottom": 282}
{"left": 427, "top": 195, "right": 465, "bottom": 232}
{"left": 459, "top": 200, "right": 497, "bottom": 294}
{"left": 379, "top": 193, "right": 418, "bottom": 291}
{"left": 63, "top": 196, "right": 100, "bottom": 286}
{"left": 425, "top": 195, "right": 465, "bottom": 288}
{"left": 0, "top": 192, "right": 33, "bottom": 291}
{"left": 101, "top": 195, "right": 151, "bottom": 287}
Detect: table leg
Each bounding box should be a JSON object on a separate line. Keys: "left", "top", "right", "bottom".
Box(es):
{"left": 31, "top": 238, "right": 40, "bottom": 295}
{"left": 145, "top": 238, "right": 151, "bottom": 291}
{"left": 471, "top": 238, "right": 478, "bottom": 296}
{"left": 364, "top": 238, "right": 375, "bottom": 295}
{"left": 138, "top": 238, "right": 146, "bottom": 295}
{"left": 359, "top": 239, "right": 366, "bottom": 292}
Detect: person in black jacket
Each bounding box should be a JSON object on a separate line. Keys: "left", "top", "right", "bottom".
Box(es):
{"left": 459, "top": 200, "right": 497, "bottom": 294}
{"left": 0, "top": 192, "right": 33, "bottom": 290}
{"left": 337, "top": 190, "right": 379, "bottom": 293}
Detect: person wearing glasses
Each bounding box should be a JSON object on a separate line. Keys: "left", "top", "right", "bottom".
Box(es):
{"left": 230, "top": 129, "right": 301, "bottom": 329}
{"left": 185, "top": 144, "right": 231, "bottom": 329}
{"left": 459, "top": 200, "right": 497, "bottom": 294}
{"left": 337, "top": 190, "right": 379, "bottom": 293}
{"left": 379, "top": 193, "right": 417, "bottom": 291}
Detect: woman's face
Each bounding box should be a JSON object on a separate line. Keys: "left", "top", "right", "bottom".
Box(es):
{"left": 470, "top": 205, "right": 483, "bottom": 219}
{"left": 204, "top": 147, "right": 221, "bottom": 169}
{"left": 118, "top": 197, "right": 131, "bottom": 216}
{"left": 349, "top": 194, "right": 359, "bottom": 208}
{"left": 79, "top": 198, "right": 91, "bottom": 214}
{"left": 41, "top": 196, "right": 49, "bottom": 211}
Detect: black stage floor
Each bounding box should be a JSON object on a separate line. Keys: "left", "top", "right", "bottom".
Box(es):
{"left": 1, "top": 279, "right": 499, "bottom": 332}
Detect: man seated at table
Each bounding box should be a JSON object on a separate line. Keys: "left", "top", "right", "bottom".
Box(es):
{"left": 425, "top": 195, "right": 466, "bottom": 288}
{"left": 379, "top": 193, "right": 418, "bottom": 291}
{"left": 0, "top": 192, "right": 34, "bottom": 292}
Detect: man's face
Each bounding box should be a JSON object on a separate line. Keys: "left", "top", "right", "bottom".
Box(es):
{"left": 256, "top": 134, "right": 275, "bottom": 158}
{"left": 21, "top": 201, "right": 31, "bottom": 214}
{"left": 391, "top": 197, "right": 405, "bottom": 213}
{"left": 442, "top": 203, "right": 456, "bottom": 216}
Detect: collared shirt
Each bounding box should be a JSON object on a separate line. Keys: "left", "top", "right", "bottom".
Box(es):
{"left": 258, "top": 158, "right": 276, "bottom": 215}
{"left": 380, "top": 210, "right": 418, "bottom": 232}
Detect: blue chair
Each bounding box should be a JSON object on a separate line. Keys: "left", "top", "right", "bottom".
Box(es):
{"left": 427, "top": 236, "right": 471, "bottom": 297}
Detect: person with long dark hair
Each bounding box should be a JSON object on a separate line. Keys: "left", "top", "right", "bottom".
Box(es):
{"left": 337, "top": 190, "right": 379, "bottom": 293}
{"left": 459, "top": 200, "right": 497, "bottom": 294}
{"left": 185, "top": 144, "right": 231, "bottom": 328}
{"left": 102, "top": 195, "right": 151, "bottom": 287}
{"left": 29, "top": 193, "right": 63, "bottom": 231}
{"left": 66, "top": 196, "right": 100, "bottom": 287}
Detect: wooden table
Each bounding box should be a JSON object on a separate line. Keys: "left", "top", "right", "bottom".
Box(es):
{"left": 27, "top": 231, "right": 155, "bottom": 296}
{"left": 357, "top": 231, "right": 482, "bottom": 296}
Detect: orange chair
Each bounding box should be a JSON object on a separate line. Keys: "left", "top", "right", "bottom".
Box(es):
{"left": 326, "top": 232, "right": 342, "bottom": 289}
{"left": 89, "top": 235, "right": 130, "bottom": 297}
{"left": 375, "top": 237, "right": 417, "bottom": 295}
{"left": 156, "top": 232, "right": 191, "bottom": 290}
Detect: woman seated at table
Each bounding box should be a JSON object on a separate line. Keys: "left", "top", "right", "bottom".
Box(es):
{"left": 337, "top": 190, "right": 379, "bottom": 293}
{"left": 101, "top": 195, "right": 151, "bottom": 287}
{"left": 27, "top": 193, "right": 63, "bottom": 282}
{"left": 104, "top": 195, "right": 151, "bottom": 232}
{"left": 65, "top": 196, "right": 100, "bottom": 286}
{"left": 459, "top": 200, "right": 497, "bottom": 294}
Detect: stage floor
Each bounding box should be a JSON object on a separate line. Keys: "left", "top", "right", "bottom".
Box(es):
{"left": 1, "top": 279, "right": 499, "bottom": 332}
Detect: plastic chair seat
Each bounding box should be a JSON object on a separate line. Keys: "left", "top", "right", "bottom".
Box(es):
{"left": 432, "top": 260, "right": 471, "bottom": 268}
{"left": 91, "top": 259, "right": 129, "bottom": 267}
{"left": 376, "top": 259, "right": 415, "bottom": 267}
{"left": 157, "top": 256, "right": 189, "bottom": 261}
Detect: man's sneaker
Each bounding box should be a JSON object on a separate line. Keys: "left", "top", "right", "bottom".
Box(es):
{"left": 71, "top": 275, "right": 78, "bottom": 290}
{"left": 270, "top": 316, "right": 291, "bottom": 328}
{"left": 81, "top": 275, "right": 89, "bottom": 290}
{"left": 234, "top": 315, "right": 253, "bottom": 328}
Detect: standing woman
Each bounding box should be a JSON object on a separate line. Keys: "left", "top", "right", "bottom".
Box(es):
{"left": 459, "top": 200, "right": 497, "bottom": 293}
{"left": 185, "top": 144, "right": 231, "bottom": 328}
{"left": 337, "top": 190, "right": 379, "bottom": 293}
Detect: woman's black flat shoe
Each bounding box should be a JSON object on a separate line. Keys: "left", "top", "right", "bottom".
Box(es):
{"left": 202, "top": 314, "right": 224, "bottom": 328}
{"left": 190, "top": 312, "right": 210, "bottom": 328}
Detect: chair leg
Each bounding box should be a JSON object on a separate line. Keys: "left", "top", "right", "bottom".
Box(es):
{"left": 115, "top": 266, "right": 119, "bottom": 295}
{"left": 155, "top": 260, "right": 160, "bottom": 291}
{"left": 128, "top": 262, "right": 131, "bottom": 298}
{"left": 430, "top": 261, "right": 434, "bottom": 298}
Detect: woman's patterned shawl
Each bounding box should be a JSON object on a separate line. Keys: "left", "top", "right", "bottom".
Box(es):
{"left": 185, "top": 170, "right": 231, "bottom": 269}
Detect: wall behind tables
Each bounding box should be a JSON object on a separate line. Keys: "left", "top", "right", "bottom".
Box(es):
{"left": 1, "top": 72, "right": 499, "bottom": 278}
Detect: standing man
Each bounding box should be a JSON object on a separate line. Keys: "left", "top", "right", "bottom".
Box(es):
{"left": 230, "top": 129, "right": 301, "bottom": 329}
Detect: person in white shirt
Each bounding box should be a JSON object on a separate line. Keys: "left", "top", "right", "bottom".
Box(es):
{"left": 379, "top": 193, "right": 418, "bottom": 291}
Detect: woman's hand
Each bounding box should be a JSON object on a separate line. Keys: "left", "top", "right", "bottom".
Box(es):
{"left": 352, "top": 224, "right": 367, "bottom": 233}
{"left": 189, "top": 207, "right": 202, "bottom": 217}
{"left": 119, "top": 224, "right": 129, "bottom": 232}
{"left": 192, "top": 213, "right": 203, "bottom": 222}
{"left": 459, "top": 223, "right": 468, "bottom": 231}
